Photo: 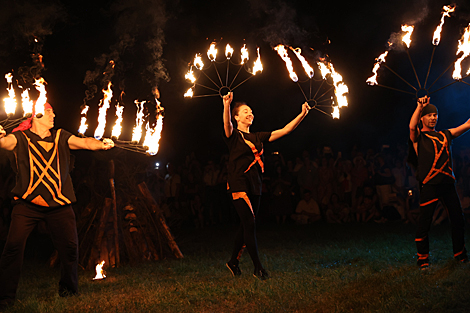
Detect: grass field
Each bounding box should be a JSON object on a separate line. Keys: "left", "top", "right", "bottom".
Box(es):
{"left": 3, "top": 221, "right": 470, "bottom": 312}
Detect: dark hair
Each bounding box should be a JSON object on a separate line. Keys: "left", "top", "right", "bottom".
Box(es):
{"left": 231, "top": 102, "right": 248, "bottom": 125}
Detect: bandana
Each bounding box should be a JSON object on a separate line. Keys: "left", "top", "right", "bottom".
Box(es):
{"left": 12, "top": 102, "right": 53, "bottom": 132}
{"left": 421, "top": 103, "right": 438, "bottom": 117}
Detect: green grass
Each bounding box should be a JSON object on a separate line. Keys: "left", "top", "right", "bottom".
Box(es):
{"left": 4, "top": 222, "right": 470, "bottom": 312}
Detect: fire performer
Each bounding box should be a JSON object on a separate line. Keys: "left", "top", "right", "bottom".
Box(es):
{"left": 0, "top": 103, "right": 114, "bottom": 308}
{"left": 223, "top": 91, "right": 310, "bottom": 280}
{"left": 409, "top": 95, "right": 470, "bottom": 269}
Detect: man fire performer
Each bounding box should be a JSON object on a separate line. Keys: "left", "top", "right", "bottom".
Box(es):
{"left": 0, "top": 103, "right": 114, "bottom": 308}
{"left": 409, "top": 95, "right": 470, "bottom": 269}
{"left": 223, "top": 91, "right": 310, "bottom": 280}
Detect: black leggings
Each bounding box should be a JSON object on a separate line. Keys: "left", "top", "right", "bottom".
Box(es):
{"left": 229, "top": 193, "right": 263, "bottom": 271}
{"left": 415, "top": 183, "right": 466, "bottom": 258}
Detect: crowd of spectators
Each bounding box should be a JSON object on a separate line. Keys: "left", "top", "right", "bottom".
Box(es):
{"left": 146, "top": 144, "right": 470, "bottom": 229}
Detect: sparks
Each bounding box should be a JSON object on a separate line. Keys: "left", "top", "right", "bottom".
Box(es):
{"left": 207, "top": 42, "right": 217, "bottom": 62}
{"left": 453, "top": 23, "right": 470, "bottom": 80}
{"left": 240, "top": 44, "right": 249, "bottom": 64}
{"left": 252, "top": 48, "right": 263, "bottom": 75}
{"left": 274, "top": 44, "right": 298, "bottom": 82}
{"left": 433, "top": 5, "right": 455, "bottom": 46}
{"left": 3, "top": 73, "right": 17, "bottom": 116}
{"left": 401, "top": 24, "right": 414, "bottom": 48}
{"left": 290, "top": 47, "right": 314, "bottom": 78}
{"left": 366, "top": 51, "right": 389, "bottom": 85}
{"left": 78, "top": 105, "right": 89, "bottom": 135}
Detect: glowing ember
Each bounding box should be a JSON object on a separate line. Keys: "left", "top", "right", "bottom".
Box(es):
{"left": 185, "top": 66, "right": 196, "bottom": 83}
{"left": 225, "top": 44, "right": 234, "bottom": 59}
{"left": 193, "top": 54, "right": 204, "bottom": 70}
{"left": 111, "top": 103, "right": 124, "bottom": 139}
{"left": 274, "top": 44, "right": 298, "bottom": 82}
{"left": 331, "top": 105, "right": 340, "bottom": 119}
{"left": 93, "top": 260, "right": 106, "bottom": 280}
{"left": 240, "top": 44, "right": 249, "bottom": 64}
{"left": 3, "top": 73, "right": 17, "bottom": 116}
{"left": 132, "top": 100, "right": 146, "bottom": 142}
{"left": 401, "top": 24, "right": 414, "bottom": 48}
{"left": 207, "top": 42, "right": 217, "bottom": 62}
{"left": 20, "top": 88, "right": 33, "bottom": 116}
{"left": 433, "top": 5, "right": 455, "bottom": 46}
{"left": 290, "top": 47, "right": 314, "bottom": 78}
{"left": 366, "top": 51, "right": 389, "bottom": 85}
{"left": 252, "top": 48, "right": 263, "bottom": 75}
{"left": 452, "top": 23, "right": 470, "bottom": 80}
{"left": 142, "top": 100, "right": 164, "bottom": 155}
{"left": 184, "top": 87, "right": 194, "bottom": 98}
{"left": 33, "top": 78, "right": 47, "bottom": 117}
{"left": 78, "top": 105, "right": 89, "bottom": 135}
{"left": 94, "top": 82, "right": 113, "bottom": 140}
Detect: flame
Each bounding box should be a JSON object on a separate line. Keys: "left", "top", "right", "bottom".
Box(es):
{"left": 111, "top": 103, "right": 124, "bottom": 139}
{"left": 225, "top": 44, "right": 234, "bottom": 59}
{"left": 94, "top": 82, "right": 113, "bottom": 140}
{"left": 366, "top": 51, "right": 389, "bottom": 85}
{"left": 274, "top": 44, "right": 298, "bottom": 82}
{"left": 207, "top": 42, "right": 217, "bottom": 62}
{"left": 193, "top": 54, "right": 204, "bottom": 70}
{"left": 317, "top": 59, "right": 348, "bottom": 108}
{"left": 453, "top": 23, "right": 470, "bottom": 80}
{"left": 290, "top": 47, "right": 314, "bottom": 78}
{"left": 93, "top": 260, "right": 106, "bottom": 280}
{"left": 78, "top": 105, "right": 89, "bottom": 135}
{"left": 33, "top": 78, "right": 47, "bottom": 117}
{"left": 20, "top": 88, "right": 33, "bottom": 116}
{"left": 252, "top": 48, "right": 263, "bottom": 75}
{"left": 433, "top": 5, "right": 455, "bottom": 46}
{"left": 185, "top": 66, "right": 196, "bottom": 84}
{"left": 132, "top": 100, "right": 146, "bottom": 142}
{"left": 143, "top": 100, "right": 164, "bottom": 155}
{"left": 240, "top": 44, "right": 249, "bottom": 64}
{"left": 401, "top": 24, "right": 414, "bottom": 48}
{"left": 331, "top": 105, "right": 340, "bottom": 119}
{"left": 184, "top": 87, "right": 194, "bottom": 98}
{"left": 3, "top": 73, "right": 17, "bottom": 116}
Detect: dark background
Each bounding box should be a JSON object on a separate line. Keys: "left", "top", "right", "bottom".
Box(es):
{"left": 1, "top": 0, "right": 470, "bottom": 165}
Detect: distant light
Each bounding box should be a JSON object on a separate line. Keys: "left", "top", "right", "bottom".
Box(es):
{"left": 155, "top": 162, "right": 160, "bottom": 169}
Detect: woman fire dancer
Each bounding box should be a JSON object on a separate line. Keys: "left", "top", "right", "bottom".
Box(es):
{"left": 223, "top": 91, "right": 310, "bottom": 280}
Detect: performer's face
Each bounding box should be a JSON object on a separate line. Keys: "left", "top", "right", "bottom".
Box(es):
{"left": 421, "top": 112, "right": 437, "bottom": 130}
{"left": 35, "top": 108, "right": 55, "bottom": 129}
{"left": 235, "top": 105, "right": 254, "bottom": 126}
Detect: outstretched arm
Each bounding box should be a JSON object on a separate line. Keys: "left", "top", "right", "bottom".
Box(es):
{"left": 409, "top": 96, "right": 428, "bottom": 144}
{"left": 0, "top": 125, "right": 17, "bottom": 151}
{"left": 269, "top": 102, "right": 310, "bottom": 142}
{"left": 68, "top": 135, "right": 114, "bottom": 150}
{"left": 449, "top": 118, "right": 470, "bottom": 138}
{"left": 223, "top": 92, "right": 234, "bottom": 138}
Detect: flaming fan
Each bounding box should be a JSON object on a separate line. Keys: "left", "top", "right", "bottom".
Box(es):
{"left": 367, "top": 5, "right": 470, "bottom": 98}
{"left": 184, "top": 42, "right": 263, "bottom": 99}
{"left": 78, "top": 82, "right": 164, "bottom": 156}
{"left": 274, "top": 45, "right": 348, "bottom": 119}
{"left": 1, "top": 73, "right": 46, "bottom": 129}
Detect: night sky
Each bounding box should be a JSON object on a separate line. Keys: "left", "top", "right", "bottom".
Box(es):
{"left": 1, "top": 0, "right": 470, "bottom": 164}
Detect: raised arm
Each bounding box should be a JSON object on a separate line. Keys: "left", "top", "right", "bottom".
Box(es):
{"left": 223, "top": 92, "right": 234, "bottom": 138}
{"left": 0, "top": 125, "right": 17, "bottom": 151}
{"left": 409, "top": 96, "right": 428, "bottom": 144}
{"left": 449, "top": 118, "right": 470, "bottom": 138}
{"left": 269, "top": 102, "right": 310, "bottom": 142}
{"left": 68, "top": 135, "right": 114, "bottom": 150}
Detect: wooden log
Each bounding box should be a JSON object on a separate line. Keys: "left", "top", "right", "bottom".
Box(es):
{"left": 108, "top": 160, "right": 120, "bottom": 267}
{"left": 138, "top": 182, "right": 184, "bottom": 259}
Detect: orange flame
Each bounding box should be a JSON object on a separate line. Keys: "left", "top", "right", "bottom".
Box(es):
{"left": 317, "top": 59, "right": 348, "bottom": 108}
{"left": 184, "top": 87, "right": 194, "bottom": 98}
{"left": 453, "top": 23, "right": 470, "bottom": 80}
{"left": 78, "top": 105, "right": 89, "bottom": 135}
{"left": 366, "top": 51, "right": 389, "bottom": 85}
{"left": 3, "top": 73, "right": 17, "bottom": 116}
{"left": 240, "top": 44, "right": 249, "bottom": 64}
{"left": 274, "top": 44, "right": 298, "bottom": 82}
{"left": 433, "top": 5, "right": 455, "bottom": 46}
{"left": 111, "top": 103, "right": 124, "bottom": 139}
{"left": 185, "top": 66, "right": 196, "bottom": 83}
{"left": 401, "top": 25, "right": 414, "bottom": 48}
{"left": 94, "top": 82, "right": 113, "bottom": 140}
{"left": 33, "top": 78, "right": 47, "bottom": 117}
{"left": 93, "top": 260, "right": 106, "bottom": 280}
{"left": 20, "top": 88, "right": 33, "bottom": 116}
{"left": 331, "top": 105, "right": 340, "bottom": 119}
{"left": 252, "top": 48, "right": 263, "bottom": 75}
{"left": 143, "top": 100, "right": 164, "bottom": 155}
{"left": 290, "top": 47, "right": 314, "bottom": 78}
{"left": 193, "top": 54, "right": 204, "bottom": 70}
{"left": 207, "top": 42, "right": 217, "bottom": 62}
{"left": 225, "top": 44, "right": 234, "bottom": 59}
{"left": 132, "top": 100, "right": 146, "bottom": 142}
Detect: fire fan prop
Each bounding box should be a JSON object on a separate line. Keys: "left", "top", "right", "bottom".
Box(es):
{"left": 184, "top": 42, "right": 263, "bottom": 99}
{"left": 274, "top": 44, "right": 348, "bottom": 119}
{"left": 367, "top": 5, "right": 470, "bottom": 98}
